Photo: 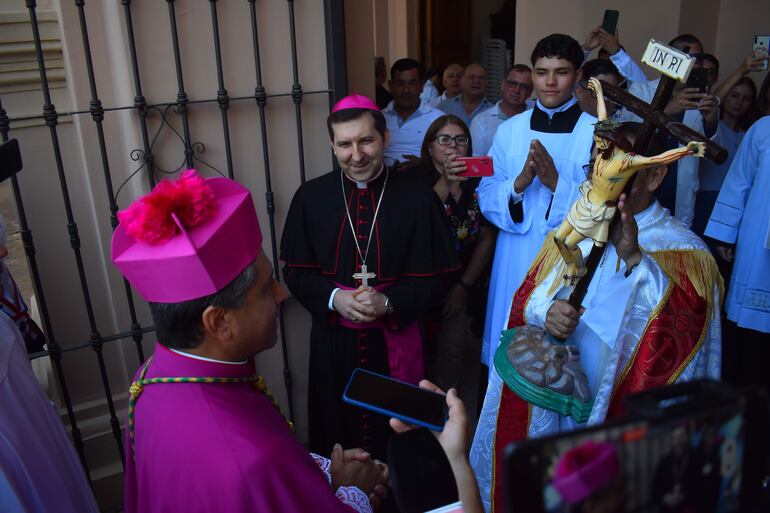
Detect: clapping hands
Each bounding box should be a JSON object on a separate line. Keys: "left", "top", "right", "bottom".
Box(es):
{"left": 515, "top": 140, "right": 558, "bottom": 193}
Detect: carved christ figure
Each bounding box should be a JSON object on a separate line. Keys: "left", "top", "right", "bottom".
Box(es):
{"left": 554, "top": 77, "right": 706, "bottom": 283}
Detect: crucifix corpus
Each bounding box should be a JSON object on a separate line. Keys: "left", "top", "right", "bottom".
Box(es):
{"left": 492, "top": 39, "right": 727, "bottom": 423}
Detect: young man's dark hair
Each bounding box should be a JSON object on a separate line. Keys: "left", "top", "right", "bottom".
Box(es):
{"left": 149, "top": 264, "right": 257, "bottom": 349}
{"left": 668, "top": 34, "right": 702, "bottom": 52}
{"left": 326, "top": 108, "right": 387, "bottom": 140}
{"left": 530, "top": 34, "right": 584, "bottom": 70}
{"left": 390, "top": 57, "right": 425, "bottom": 81}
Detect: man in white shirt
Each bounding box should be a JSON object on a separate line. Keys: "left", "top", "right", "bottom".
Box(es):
{"left": 382, "top": 58, "right": 444, "bottom": 166}
{"left": 437, "top": 63, "right": 494, "bottom": 125}
{"left": 429, "top": 63, "right": 464, "bottom": 107}
{"left": 470, "top": 64, "right": 533, "bottom": 156}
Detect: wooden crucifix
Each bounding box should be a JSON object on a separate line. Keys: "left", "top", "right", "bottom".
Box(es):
{"left": 566, "top": 39, "right": 727, "bottom": 311}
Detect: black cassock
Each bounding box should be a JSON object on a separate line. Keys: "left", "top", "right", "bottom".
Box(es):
{"left": 281, "top": 167, "right": 458, "bottom": 458}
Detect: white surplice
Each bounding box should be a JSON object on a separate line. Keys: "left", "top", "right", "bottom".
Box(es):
{"left": 476, "top": 100, "right": 595, "bottom": 368}
{"left": 705, "top": 115, "right": 770, "bottom": 333}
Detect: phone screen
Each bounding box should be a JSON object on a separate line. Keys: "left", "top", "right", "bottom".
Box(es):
{"left": 601, "top": 9, "right": 619, "bottom": 35}
{"left": 753, "top": 35, "right": 769, "bottom": 71}
{"left": 344, "top": 369, "right": 448, "bottom": 430}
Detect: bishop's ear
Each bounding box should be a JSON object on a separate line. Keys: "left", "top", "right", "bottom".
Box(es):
{"left": 201, "top": 305, "right": 232, "bottom": 342}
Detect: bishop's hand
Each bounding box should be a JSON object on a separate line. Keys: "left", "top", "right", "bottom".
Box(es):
{"left": 330, "top": 443, "right": 389, "bottom": 502}
{"left": 612, "top": 192, "right": 643, "bottom": 270}
{"left": 333, "top": 288, "right": 377, "bottom": 323}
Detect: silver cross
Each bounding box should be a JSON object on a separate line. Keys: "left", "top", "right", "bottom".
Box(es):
{"left": 352, "top": 264, "right": 376, "bottom": 287}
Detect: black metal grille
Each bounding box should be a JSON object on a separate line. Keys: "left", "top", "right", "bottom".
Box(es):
{"left": 0, "top": 0, "right": 347, "bottom": 503}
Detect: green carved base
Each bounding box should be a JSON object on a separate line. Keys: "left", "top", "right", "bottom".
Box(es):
{"left": 494, "top": 327, "right": 594, "bottom": 424}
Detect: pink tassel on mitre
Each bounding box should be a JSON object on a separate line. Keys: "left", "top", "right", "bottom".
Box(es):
{"left": 118, "top": 170, "right": 217, "bottom": 245}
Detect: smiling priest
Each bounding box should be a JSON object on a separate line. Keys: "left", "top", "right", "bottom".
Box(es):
{"left": 281, "top": 94, "right": 458, "bottom": 460}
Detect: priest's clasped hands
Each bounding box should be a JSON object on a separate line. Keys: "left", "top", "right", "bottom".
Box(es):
{"left": 514, "top": 139, "right": 559, "bottom": 194}
{"left": 333, "top": 287, "right": 390, "bottom": 323}
{"left": 545, "top": 191, "right": 643, "bottom": 340}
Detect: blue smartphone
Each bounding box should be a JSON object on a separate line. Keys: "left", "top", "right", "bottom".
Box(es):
{"left": 343, "top": 368, "right": 448, "bottom": 431}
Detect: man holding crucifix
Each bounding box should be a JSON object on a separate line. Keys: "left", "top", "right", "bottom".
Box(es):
{"left": 281, "top": 94, "right": 457, "bottom": 460}
{"left": 470, "top": 40, "right": 724, "bottom": 513}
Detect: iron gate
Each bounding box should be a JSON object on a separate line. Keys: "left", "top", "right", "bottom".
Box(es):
{"left": 0, "top": 0, "right": 348, "bottom": 508}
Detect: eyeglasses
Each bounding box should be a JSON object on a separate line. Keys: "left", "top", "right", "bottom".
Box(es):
{"left": 582, "top": 160, "right": 596, "bottom": 176}
{"left": 434, "top": 134, "right": 469, "bottom": 146}
{"left": 505, "top": 79, "right": 533, "bottom": 91}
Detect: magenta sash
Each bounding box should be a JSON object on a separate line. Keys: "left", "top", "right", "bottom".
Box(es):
{"left": 334, "top": 282, "right": 424, "bottom": 384}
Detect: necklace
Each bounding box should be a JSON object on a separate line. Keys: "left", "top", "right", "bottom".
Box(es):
{"left": 340, "top": 168, "right": 389, "bottom": 287}
{"left": 127, "top": 356, "right": 291, "bottom": 455}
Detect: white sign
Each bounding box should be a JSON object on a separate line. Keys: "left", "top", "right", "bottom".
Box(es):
{"left": 641, "top": 39, "right": 695, "bottom": 82}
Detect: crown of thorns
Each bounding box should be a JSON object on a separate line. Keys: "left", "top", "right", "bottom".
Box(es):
{"left": 594, "top": 119, "right": 621, "bottom": 132}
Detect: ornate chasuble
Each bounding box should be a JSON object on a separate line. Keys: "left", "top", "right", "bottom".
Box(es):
{"left": 281, "top": 167, "right": 457, "bottom": 458}
{"left": 479, "top": 202, "right": 722, "bottom": 513}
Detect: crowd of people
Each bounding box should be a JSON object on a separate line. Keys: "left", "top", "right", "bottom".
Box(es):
{"left": 2, "top": 22, "right": 769, "bottom": 513}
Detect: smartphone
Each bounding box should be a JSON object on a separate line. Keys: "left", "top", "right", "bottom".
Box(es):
{"left": 342, "top": 368, "right": 448, "bottom": 431}
{"left": 455, "top": 156, "right": 494, "bottom": 177}
{"left": 601, "top": 9, "right": 619, "bottom": 35}
{"left": 686, "top": 67, "right": 709, "bottom": 93}
{"left": 753, "top": 35, "right": 769, "bottom": 71}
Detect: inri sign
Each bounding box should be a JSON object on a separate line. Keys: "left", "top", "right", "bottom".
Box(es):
{"left": 640, "top": 39, "right": 695, "bottom": 82}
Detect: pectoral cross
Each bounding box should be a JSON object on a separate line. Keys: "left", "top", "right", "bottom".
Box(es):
{"left": 353, "top": 264, "right": 376, "bottom": 287}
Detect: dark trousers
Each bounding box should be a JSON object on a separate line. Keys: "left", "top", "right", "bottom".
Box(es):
{"left": 722, "top": 319, "right": 770, "bottom": 395}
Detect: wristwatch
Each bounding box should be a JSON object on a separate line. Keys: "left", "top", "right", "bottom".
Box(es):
{"left": 384, "top": 296, "right": 394, "bottom": 315}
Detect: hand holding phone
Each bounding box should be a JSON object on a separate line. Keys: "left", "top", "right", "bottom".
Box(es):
{"left": 455, "top": 156, "right": 494, "bottom": 177}
{"left": 343, "top": 369, "right": 448, "bottom": 431}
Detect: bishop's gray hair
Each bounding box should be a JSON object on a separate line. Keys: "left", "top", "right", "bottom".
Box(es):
{"left": 149, "top": 263, "right": 257, "bottom": 350}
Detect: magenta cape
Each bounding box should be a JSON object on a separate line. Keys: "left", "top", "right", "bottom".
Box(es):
{"left": 125, "top": 344, "right": 362, "bottom": 513}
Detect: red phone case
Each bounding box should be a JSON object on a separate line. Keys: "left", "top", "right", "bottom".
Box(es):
{"left": 455, "top": 156, "right": 494, "bottom": 177}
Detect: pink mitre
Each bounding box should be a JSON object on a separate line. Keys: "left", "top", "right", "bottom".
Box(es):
{"left": 331, "top": 93, "right": 380, "bottom": 113}
{"left": 552, "top": 440, "right": 620, "bottom": 505}
{"left": 111, "top": 170, "right": 262, "bottom": 303}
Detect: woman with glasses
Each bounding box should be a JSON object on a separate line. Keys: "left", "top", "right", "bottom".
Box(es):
{"left": 412, "top": 115, "right": 497, "bottom": 394}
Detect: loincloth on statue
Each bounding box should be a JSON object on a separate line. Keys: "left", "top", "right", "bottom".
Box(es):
{"left": 566, "top": 181, "right": 617, "bottom": 244}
